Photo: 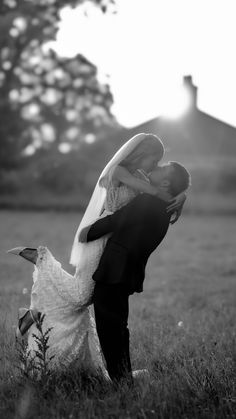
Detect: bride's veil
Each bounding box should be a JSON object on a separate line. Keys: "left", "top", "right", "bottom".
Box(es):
{"left": 70, "top": 132, "right": 147, "bottom": 267}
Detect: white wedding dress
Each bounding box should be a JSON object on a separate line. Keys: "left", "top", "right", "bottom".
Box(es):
{"left": 27, "top": 182, "right": 137, "bottom": 375}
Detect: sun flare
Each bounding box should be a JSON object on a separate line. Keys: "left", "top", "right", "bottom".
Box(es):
{"left": 160, "top": 85, "right": 191, "bottom": 119}
{"left": 47, "top": 0, "right": 236, "bottom": 128}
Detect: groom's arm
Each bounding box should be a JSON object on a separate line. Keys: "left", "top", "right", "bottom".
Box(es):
{"left": 79, "top": 194, "right": 151, "bottom": 243}
{"left": 79, "top": 213, "right": 117, "bottom": 243}
{"left": 79, "top": 202, "right": 133, "bottom": 243}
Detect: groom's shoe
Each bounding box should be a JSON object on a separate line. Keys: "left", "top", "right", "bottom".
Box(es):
{"left": 132, "top": 369, "right": 150, "bottom": 379}
{"left": 7, "top": 247, "right": 38, "bottom": 265}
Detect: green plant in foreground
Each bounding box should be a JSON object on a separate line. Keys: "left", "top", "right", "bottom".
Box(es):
{"left": 16, "top": 314, "right": 55, "bottom": 382}
{"left": 15, "top": 335, "right": 35, "bottom": 380}
{"left": 32, "top": 314, "right": 55, "bottom": 380}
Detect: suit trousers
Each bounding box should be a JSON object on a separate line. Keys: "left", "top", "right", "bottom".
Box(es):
{"left": 93, "top": 282, "right": 132, "bottom": 382}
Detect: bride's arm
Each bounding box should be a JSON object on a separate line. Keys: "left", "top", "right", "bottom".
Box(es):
{"left": 112, "top": 166, "right": 157, "bottom": 195}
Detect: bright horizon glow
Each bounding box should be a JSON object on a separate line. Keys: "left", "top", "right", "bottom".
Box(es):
{"left": 47, "top": 0, "right": 236, "bottom": 128}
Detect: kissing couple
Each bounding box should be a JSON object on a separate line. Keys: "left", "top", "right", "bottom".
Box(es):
{"left": 8, "top": 132, "right": 190, "bottom": 384}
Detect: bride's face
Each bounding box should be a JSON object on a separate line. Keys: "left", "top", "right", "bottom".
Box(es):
{"left": 140, "top": 155, "right": 159, "bottom": 172}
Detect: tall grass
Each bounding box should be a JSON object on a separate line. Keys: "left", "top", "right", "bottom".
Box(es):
{"left": 1, "top": 211, "right": 236, "bottom": 418}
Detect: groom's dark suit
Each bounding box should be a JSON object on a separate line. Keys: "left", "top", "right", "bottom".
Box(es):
{"left": 82, "top": 193, "right": 171, "bottom": 381}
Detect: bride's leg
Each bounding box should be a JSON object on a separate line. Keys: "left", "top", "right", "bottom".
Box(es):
{"left": 30, "top": 246, "right": 78, "bottom": 310}
{"left": 30, "top": 246, "right": 95, "bottom": 311}
{"left": 8, "top": 245, "right": 92, "bottom": 313}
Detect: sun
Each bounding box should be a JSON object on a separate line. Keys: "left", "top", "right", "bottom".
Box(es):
{"left": 160, "top": 84, "right": 191, "bottom": 119}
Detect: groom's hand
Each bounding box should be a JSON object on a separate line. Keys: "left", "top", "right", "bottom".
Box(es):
{"left": 78, "top": 225, "right": 91, "bottom": 243}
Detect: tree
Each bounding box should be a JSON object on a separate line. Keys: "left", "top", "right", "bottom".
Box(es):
{"left": 0, "top": 0, "right": 116, "bottom": 169}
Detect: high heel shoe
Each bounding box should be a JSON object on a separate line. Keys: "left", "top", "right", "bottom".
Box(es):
{"left": 7, "top": 247, "right": 38, "bottom": 265}
{"left": 16, "top": 308, "right": 40, "bottom": 338}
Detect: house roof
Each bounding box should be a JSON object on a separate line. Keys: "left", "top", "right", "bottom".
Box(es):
{"left": 119, "top": 76, "right": 236, "bottom": 167}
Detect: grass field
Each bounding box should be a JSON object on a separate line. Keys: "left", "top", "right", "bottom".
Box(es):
{"left": 1, "top": 210, "right": 236, "bottom": 418}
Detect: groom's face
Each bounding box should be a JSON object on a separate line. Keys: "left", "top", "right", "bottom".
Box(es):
{"left": 149, "top": 163, "right": 174, "bottom": 185}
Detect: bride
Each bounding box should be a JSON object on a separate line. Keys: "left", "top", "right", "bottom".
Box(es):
{"left": 8, "top": 133, "right": 185, "bottom": 377}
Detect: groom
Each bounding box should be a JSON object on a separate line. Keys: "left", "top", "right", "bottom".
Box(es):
{"left": 79, "top": 161, "right": 190, "bottom": 383}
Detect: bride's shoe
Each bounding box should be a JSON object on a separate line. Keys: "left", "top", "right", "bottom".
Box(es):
{"left": 7, "top": 247, "right": 38, "bottom": 265}
{"left": 16, "top": 308, "right": 40, "bottom": 338}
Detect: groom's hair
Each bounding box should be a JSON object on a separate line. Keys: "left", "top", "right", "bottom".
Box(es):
{"left": 168, "top": 162, "right": 191, "bottom": 196}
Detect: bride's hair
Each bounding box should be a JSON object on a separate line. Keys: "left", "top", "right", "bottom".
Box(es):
{"left": 119, "top": 134, "right": 164, "bottom": 172}
{"left": 100, "top": 133, "right": 164, "bottom": 188}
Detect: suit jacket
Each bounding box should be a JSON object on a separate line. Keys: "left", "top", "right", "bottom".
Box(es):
{"left": 85, "top": 193, "right": 171, "bottom": 294}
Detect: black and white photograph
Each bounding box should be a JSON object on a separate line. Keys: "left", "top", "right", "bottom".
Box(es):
{"left": 1, "top": 1, "right": 236, "bottom": 418}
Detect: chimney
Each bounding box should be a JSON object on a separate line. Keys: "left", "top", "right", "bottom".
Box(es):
{"left": 183, "top": 75, "right": 197, "bottom": 110}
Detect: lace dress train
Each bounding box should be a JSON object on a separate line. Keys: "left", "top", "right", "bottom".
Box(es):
{"left": 27, "top": 241, "right": 108, "bottom": 374}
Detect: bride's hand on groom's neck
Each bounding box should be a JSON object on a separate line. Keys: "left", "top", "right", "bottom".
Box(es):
{"left": 167, "top": 192, "right": 187, "bottom": 224}
{"left": 167, "top": 192, "right": 187, "bottom": 213}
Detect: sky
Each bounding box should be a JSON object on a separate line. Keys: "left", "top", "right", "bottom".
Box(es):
{"left": 49, "top": 0, "right": 236, "bottom": 128}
